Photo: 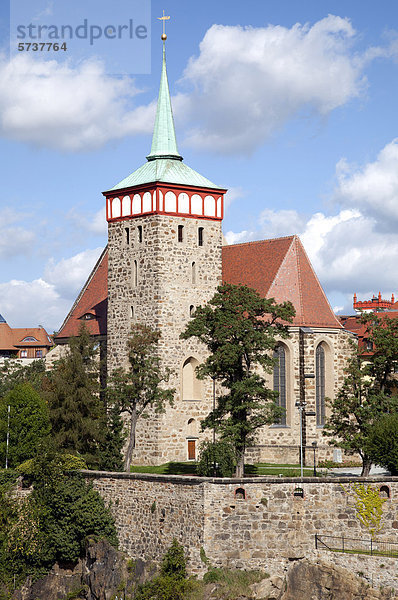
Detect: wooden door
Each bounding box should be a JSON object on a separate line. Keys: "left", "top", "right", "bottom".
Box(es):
{"left": 187, "top": 440, "right": 196, "bottom": 460}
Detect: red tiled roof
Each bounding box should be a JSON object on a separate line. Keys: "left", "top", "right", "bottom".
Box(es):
{"left": 56, "top": 235, "right": 343, "bottom": 341}
{"left": 55, "top": 248, "right": 108, "bottom": 340}
{"left": 0, "top": 322, "right": 52, "bottom": 351}
{"left": 223, "top": 236, "right": 343, "bottom": 329}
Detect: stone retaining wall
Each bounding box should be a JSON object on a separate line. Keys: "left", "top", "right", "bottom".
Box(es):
{"left": 86, "top": 471, "right": 398, "bottom": 585}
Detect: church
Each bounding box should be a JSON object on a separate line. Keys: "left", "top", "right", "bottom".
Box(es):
{"left": 54, "top": 35, "right": 354, "bottom": 466}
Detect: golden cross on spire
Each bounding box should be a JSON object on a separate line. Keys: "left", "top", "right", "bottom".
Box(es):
{"left": 157, "top": 9, "right": 170, "bottom": 40}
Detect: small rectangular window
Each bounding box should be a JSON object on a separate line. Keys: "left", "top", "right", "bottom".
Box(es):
{"left": 125, "top": 227, "right": 130, "bottom": 245}
{"left": 131, "top": 306, "right": 134, "bottom": 318}
{"left": 138, "top": 225, "right": 143, "bottom": 243}
{"left": 178, "top": 225, "right": 184, "bottom": 242}
{"left": 198, "top": 227, "right": 204, "bottom": 246}
{"left": 36, "top": 350, "right": 43, "bottom": 358}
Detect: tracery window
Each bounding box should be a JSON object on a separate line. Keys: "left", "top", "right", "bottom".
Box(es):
{"left": 316, "top": 344, "right": 326, "bottom": 426}
{"left": 273, "top": 345, "right": 287, "bottom": 425}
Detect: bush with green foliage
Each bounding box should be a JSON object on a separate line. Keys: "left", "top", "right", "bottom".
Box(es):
{"left": 135, "top": 539, "right": 192, "bottom": 600}
{"left": 0, "top": 383, "right": 50, "bottom": 469}
{"left": 0, "top": 449, "right": 117, "bottom": 594}
{"left": 16, "top": 453, "right": 87, "bottom": 477}
{"left": 197, "top": 440, "right": 237, "bottom": 477}
{"left": 367, "top": 413, "right": 398, "bottom": 475}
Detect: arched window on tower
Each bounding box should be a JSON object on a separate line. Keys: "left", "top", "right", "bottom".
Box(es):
{"left": 182, "top": 357, "right": 201, "bottom": 401}
{"left": 316, "top": 344, "right": 326, "bottom": 426}
{"left": 273, "top": 345, "right": 287, "bottom": 425}
{"left": 191, "top": 262, "right": 196, "bottom": 285}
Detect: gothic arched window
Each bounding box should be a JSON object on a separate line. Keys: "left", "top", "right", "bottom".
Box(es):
{"left": 273, "top": 345, "right": 286, "bottom": 425}
{"left": 182, "top": 357, "right": 201, "bottom": 401}
{"left": 316, "top": 344, "right": 326, "bottom": 426}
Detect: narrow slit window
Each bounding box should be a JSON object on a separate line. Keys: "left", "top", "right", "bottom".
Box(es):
{"left": 138, "top": 225, "right": 143, "bottom": 243}
{"left": 125, "top": 227, "right": 130, "bottom": 245}
{"left": 133, "top": 260, "right": 138, "bottom": 287}
{"left": 178, "top": 225, "right": 184, "bottom": 242}
{"left": 131, "top": 306, "right": 134, "bottom": 319}
{"left": 189, "top": 305, "right": 195, "bottom": 318}
{"left": 198, "top": 227, "right": 204, "bottom": 246}
{"left": 191, "top": 262, "right": 196, "bottom": 284}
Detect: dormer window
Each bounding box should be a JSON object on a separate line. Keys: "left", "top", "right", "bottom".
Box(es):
{"left": 79, "top": 313, "right": 95, "bottom": 321}
{"left": 21, "top": 336, "right": 38, "bottom": 342}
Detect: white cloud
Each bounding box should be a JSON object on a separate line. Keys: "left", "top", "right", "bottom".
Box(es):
{"left": 0, "top": 54, "right": 155, "bottom": 151}
{"left": 0, "top": 208, "right": 36, "bottom": 258}
{"left": 177, "top": 16, "right": 368, "bottom": 153}
{"left": 0, "top": 278, "right": 69, "bottom": 332}
{"left": 44, "top": 247, "right": 103, "bottom": 299}
{"left": 224, "top": 187, "right": 245, "bottom": 209}
{"left": 224, "top": 230, "right": 254, "bottom": 245}
{"left": 0, "top": 247, "right": 105, "bottom": 331}
{"left": 335, "top": 139, "right": 398, "bottom": 229}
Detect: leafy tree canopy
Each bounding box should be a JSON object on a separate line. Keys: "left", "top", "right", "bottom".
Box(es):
{"left": 0, "top": 383, "right": 50, "bottom": 469}
{"left": 44, "top": 325, "right": 105, "bottom": 469}
{"left": 181, "top": 283, "right": 295, "bottom": 476}
{"left": 366, "top": 413, "right": 398, "bottom": 475}
{"left": 324, "top": 313, "right": 398, "bottom": 476}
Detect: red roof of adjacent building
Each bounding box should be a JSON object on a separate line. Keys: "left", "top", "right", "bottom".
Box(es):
{"left": 55, "top": 235, "right": 342, "bottom": 341}
{"left": 0, "top": 320, "right": 52, "bottom": 351}
{"left": 55, "top": 248, "right": 108, "bottom": 340}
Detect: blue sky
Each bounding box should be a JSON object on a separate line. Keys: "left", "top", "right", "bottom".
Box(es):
{"left": 0, "top": 0, "right": 398, "bottom": 332}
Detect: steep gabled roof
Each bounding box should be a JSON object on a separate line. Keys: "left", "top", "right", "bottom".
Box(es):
{"left": 222, "top": 235, "right": 343, "bottom": 329}
{"left": 55, "top": 247, "right": 108, "bottom": 341}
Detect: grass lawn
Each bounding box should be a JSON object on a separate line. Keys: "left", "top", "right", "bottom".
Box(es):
{"left": 130, "top": 462, "right": 317, "bottom": 477}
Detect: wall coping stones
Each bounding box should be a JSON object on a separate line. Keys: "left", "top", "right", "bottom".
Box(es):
{"left": 83, "top": 470, "right": 398, "bottom": 486}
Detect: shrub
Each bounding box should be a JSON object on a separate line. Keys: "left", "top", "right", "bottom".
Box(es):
{"left": 17, "top": 454, "right": 87, "bottom": 477}
{"left": 197, "top": 440, "right": 237, "bottom": 477}
{"left": 367, "top": 413, "right": 398, "bottom": 475}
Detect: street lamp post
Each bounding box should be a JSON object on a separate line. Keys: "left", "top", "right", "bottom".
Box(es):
{"left": 295, "top": 401, "right": 306, "bottom": 480}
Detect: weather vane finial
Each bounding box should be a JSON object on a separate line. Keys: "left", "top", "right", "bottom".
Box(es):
{"left": 157, "top": 9, "right": 170, "bottom": 41}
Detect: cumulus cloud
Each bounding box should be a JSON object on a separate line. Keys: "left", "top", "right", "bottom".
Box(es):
{"left": 177, "top": 16, "right": 369, "bottom": 153}
{"left": 0, "top": 54, "right": 155, "bottom": 151}
{"left": 0, "top": 208, "right": 36, "bottom": 258}
{"left": 335, "top": 138, "right": 398, "bottom": 230}
{"left": 225, "top": 138, "right": 398, "bottom": 302}
{"left": 0, "top": 247, "right": 104, "bottom": 331}
{"left": 0, "top": 278, "right": 69, "bottom": 332}
{"left": 44, "top": 247, "right": 103, "bottom": 299}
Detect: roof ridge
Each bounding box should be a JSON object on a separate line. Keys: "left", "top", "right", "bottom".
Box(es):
{"left": 293, "top": 236, "right": 305, "bottom": 323}
{"left": 56, "top": 246, "right": 108, "bottom": 337}
{"left": 296, "top": 238, "right": 343, "bottom": 329}
{"left": 225, "top": 235, "right": 295, "bottom": 249}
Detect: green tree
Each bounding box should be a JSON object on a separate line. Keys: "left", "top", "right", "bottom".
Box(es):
{"left": 197, "top": 439, "right": 237, "bottom": 477}
{"left": 324, "top": 313, "right": 398, "bottom": 476}
{"left": 0, "top": 448, "right": 117, "bottom": 592}
{"left": 98, "top": 400, "right": 125, "bottom": 472}
{"left": 366, "top": 413, "right": 398, "bottom": 475}
{"left": 181, "top": 283, "right": 295, "bottom": 477}
{"left": 45, "top": 325, "right": 104, "bottom": 469}
{"left": 0, "top": 383, "right": 50, "bottom": 468}
{"left": 0, "top": 359, "right": 46, "bottom": 398}
{"left": 107, "top": 324, "right": 175, "bottom": 472}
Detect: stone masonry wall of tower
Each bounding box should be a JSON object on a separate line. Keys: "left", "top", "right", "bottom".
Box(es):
{"left": 107, "top": 213, "right": 222, "bottom": 464}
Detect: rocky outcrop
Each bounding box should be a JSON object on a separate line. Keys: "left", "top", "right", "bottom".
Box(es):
{"left": 11, "top": 539, "right": 152, "bottom": 600}
{"left": 278, "top": 559, "right": 397, "bottom": 600}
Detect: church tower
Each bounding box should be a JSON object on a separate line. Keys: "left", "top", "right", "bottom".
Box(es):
{"left": 103, "top": 30, "right": 227, "bottom": 464}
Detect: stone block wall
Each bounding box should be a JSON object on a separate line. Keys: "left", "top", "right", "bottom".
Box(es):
{"left": 88, "top": 471, "right": 398, "bottom": 586}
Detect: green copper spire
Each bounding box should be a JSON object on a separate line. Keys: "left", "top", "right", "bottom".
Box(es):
{"left": 146, "top": 41, "right": 182, "bottom": 162}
